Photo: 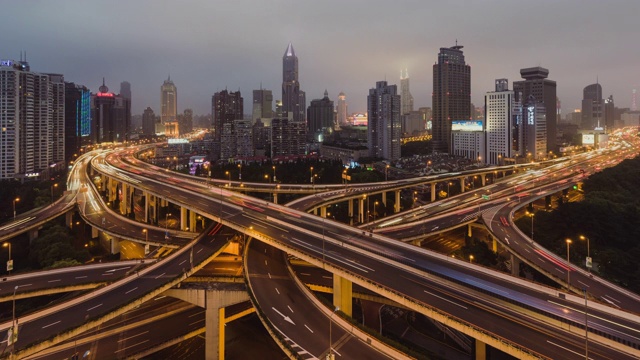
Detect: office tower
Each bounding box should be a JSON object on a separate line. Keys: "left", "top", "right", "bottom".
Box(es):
{"left": 521, "top": 95, "right": 546, "bottom": 160}
{"left": 632, "top": 88, "right": 637, "bottom": 111}
{"left": 367, "top": 81, "right": 401, "bottom": 161}
{"left": 120, "top": 81, "right": 131, "bottom": 101}
{"left": 252, "top": 88, "right": 273, "bottom": 121}
{"left": 419, "top": 107, "right": 432, "bottom": 131}
{"left": 161, "top": 75, "right": 177, "bottom": 123}
{"left": 432, "top": 44, "right": 471, "bottom": 153}
{"left": 64, "top": 82, "right": 90, "bottom": 162}
{"left": 282, "top": 43, "right": 306, "bottom": 122}
{"left": 307, "top": 90, "right": 334, "bottom": 138}
{"left": 400, "top": 69, "right": 414, "bottom": 115}
{"left": 484, "top": 79, "right": 521, "bottom": 165}
{"left": 91, "top": 79, "right": 131, "bottom": 143}
{"left": 47, "top": 74, "right": 65, "bottom": 166}
{"left": 337, "top": 92, "right": 347, "bottom": 126}
{"left": 252, "top": 119, "right": 269, "bottom": 157}
{"left": 513, "top": 67, "right": 557, "bottom": 152}
{"left": 275, "top": 99, "right": 283, "bottom": 118}
{"left": 180, "top": 108, "right": 193, "bottom": 134}
{"left": 604, "top": 95, "right": 615, "bottom": 132}
{"left": 234, "top": 119, "right": 254, "bottom": 158}
{"left": 581, "top": 83, "right": 603, "bottom": 130}
{"left": 271, "top": 118, "right": 306, "bottom": 157}
{"left": 142, "top": 107, "right": 156, "bottom": 136}
{"left": 212, "top": 89, "right": 243, "bottom": 159}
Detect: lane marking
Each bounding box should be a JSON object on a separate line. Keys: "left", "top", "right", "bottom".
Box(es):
{"left": 547, "top": 340, "right": 591, "bottom": 359}
{"left": 287, "top": 305, "right": 293, "bottom": 313}
{"left": 275, "top": 288, "right": 280, "bottom": 295}
{"left": 125, "top": 287, "right": 138, "bottom": 294}
{"left": 87, "top": 303, "right": 103, "bottom": 312}
{"left": 47, "top": 279, "right": 61, "bottom": 283}
{"left": 117, "top": 330, "right": 149, "bottom": 342}
{"left": 42, "top": 320, "right": 61, "bottom": 329}
{"left": 304, "top": 324, "right": 314, "bottom": 333}
{"left": 114, "top": 340, "right": 149, "bottom": 353}
{"left": 424, "top": 290, "right": 467, "bottom": 309}
{"left": 154, "top": 272, "right": 165, "bottom": 279}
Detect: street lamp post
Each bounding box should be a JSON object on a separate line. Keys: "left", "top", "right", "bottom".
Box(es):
{"left": 310, "top": 166, "right": 314, "bottom": 186}
{"left": 272, "top": 166, "right": 276, "bottom": 183}
{"left": 3, "top": 242, "right": 11, "bottom": 274}
{"left": 165, "top": 213, "right": 171, "bottom": 242}
{"left": 566, "top": 238, "right": 572, "bottom": 289}
{"left": 469, "top": 254, "right": 474, "bottom": 263}
{"left": 13, "top": 197, "right": 20, "bottom": 220}
{"left": 51, "top": 183, "right": 58, "bottom": 205}
{"left": 373, "top": 201, "right": 379, "bottom": 224}
{"left": 225, "top": 171, "right": 231, "bottom": 187}
{"left": 447, "top": 182, "right": 452, "bottom": 197}
{"left": 385, "top": 164, "right": 389, "bottom": 181}
{"left": 526, "top": 211, "right": 535, "bottom": 242}
{"left": 237, "top": 163, "right": 242, "bottom": 181}
{"left": 328, "top": 306, "right": 340, "bottom": 360}
{"left": 579, "top": 235, "right": 591, "bottom": 273}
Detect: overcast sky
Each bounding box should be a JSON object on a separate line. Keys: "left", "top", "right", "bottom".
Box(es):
{"left": 3, "top": 0, "right": 639, "bottom": 116}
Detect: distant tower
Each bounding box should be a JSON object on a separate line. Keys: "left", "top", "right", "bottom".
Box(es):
{"left": 367, "top": 81, "right": 401, "bottom": 161}
{"left": 252, "top": 88, "right": 273, "bottom": 122}
{"left": 337, "top": 92, "right": 347, "bottom": 126}
{"left": 513, "top": 67, "right": 557, "bottom": 152}
{"left": 400, "top": 69, "right": 414, "bottom": 115}
{"left": 432, "top": 44, "right": 471, "bottom": 153}
{"left": 120, "top": 81, "right": 131, "bottom": 100}
{"left": 632, "top": 87, "right": 638, "bottom": 111}
{"left": 581, "top": 83, "right": 603, "bottom": 130}
{"left": 307, "top": 90, "right": 334, "bottom": 138}
{"left": 160, "top": 75, "right": 177, "bottom": 123}
{"left": 282, "top": 43, "right": 306, "bottom": 121}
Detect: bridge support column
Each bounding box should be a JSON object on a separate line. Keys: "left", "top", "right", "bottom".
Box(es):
{"left": 394, "top": 190, "right": 400, "bottom": 213}
{"left": 91, "top": 226, "right": 99, "bottom": 239}
{"left": 320, "top": 206, "right": 327, "bottom": 218}
{"left": 502, "top": 170, "right": 506, "bottom": 177}
{"left": 144, "top": 191, "right": 150, "bottom": 223}
{"left": 459, "top": 177, "right": 465, "bottom": 193}
{"left": 492, "top": 237, "right": 498, "bottom": 253}
{"left": 65, "top": 211, "right": 73, "bottom": 228}
{"left": 120, "top": 183, "right": 128, "bottom": 215}
{"left": 272, "top": 193, "right": 278, "bottom": 204}
{"left": 511, "top": 254, "right": 521, "bottom": 276}
{"left": 189, "top": 211, "right": 197, "bottom": 232}
{"left": 333, "top": 274, "right": 352, "bottom": 317}
{"left": 348, "top": 199, "right": 353, "bottom": 225}
{"left": 481, "top": 174, "right": 486, "bottom": 186}
{"left": 382, "top": 192, "right": 387, "bottom": 206}
{"left": 28, "top": 229, "right": 38, "bottom": 241}
{"left": 411, "top": 239, "right": 422, "bottom": 246}
{"left": 431, "top": 183, "right": 436, "bottom": 201}
{"left": 180, "top": 207, "right": 188, "bottom": 231}
{"left": 358, "top": 198, "right": 365, "bottom": 223}
{"left": 475, "top": 339, "right": 487, "bottom": 360}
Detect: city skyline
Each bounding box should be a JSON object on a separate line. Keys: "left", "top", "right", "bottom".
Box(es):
{"left": 2, "top": 1, "right": 639, "bottom": 116}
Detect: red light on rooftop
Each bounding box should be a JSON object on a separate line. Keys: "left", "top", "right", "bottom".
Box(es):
{"left": 97, "top": 92, "right": 114, "bottom": 97}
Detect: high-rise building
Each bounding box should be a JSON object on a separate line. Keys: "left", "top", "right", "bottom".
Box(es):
{"left": 120, "top": 81, "right": 131, "bottom": 101}
{"left": 432, "top": 44, "right": 471, "bottom": 153}
{"left": 604, "top": 95, "right": 615, "bottom": 132}
{"left": 271, "top": 118, "right": 306, "bottom": 157}
{"left": 161, "top": 76, "right": 177, "bottom": 123}
{"left": 337, "top": 92, "right": 347, "bottom": 126}
{"left": 484, "top": 79, "right": 521, "bottom": 165}
{"left": 234, "top": 119, "right": 254, "bottom": 158}
{"left": 180, "top": 108, "right": 193, "bottom": 134}
{"left": 142, "top": 107, "right": 156, "bottom": 136}
{"left": 0, "top": 58, "right": 62, "bottom": 180}
{"left": 252, "top": 88, "right": 273, "bottom": 122}
{"left": 400, "top": 69, "right": 414, "bottom": 115}
{"left": 212, "top": 90, "right": 243, "bottom": 159}
{"left": 521, "top": 95, "right": 547, "bottom": 160}
{"left": 632, "top": 88, "right": 637, "bottom": 111}
{"left": 367, "top": 81, "right": 401, "bottom": 161}
{"left": 91, "top": 79, "right": 131, "bottom": 143}
{"left": 64, "top": 82, "right": 90, "bottom": 161}
{"left": 513, "top": 67, "right": 556, "bottom": 152}
{"left": 581, "top": 83, "right": 603, "bottom": 130}
{"left": 282, "top": 43, "right": 306, "bottom": 122}
{"left": 307, "top": 90, "right": 334, "bottom": 139}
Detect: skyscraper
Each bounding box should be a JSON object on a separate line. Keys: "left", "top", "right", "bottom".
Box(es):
{"left": 581, "top": 83, "right": 603, "bottom": 130}
{"left": 400, "top": 69, "right": 414, "bottom": 115}
{"left": 604, "top": 95, "right": 615, "bottom": 132}
{"left": 212, "top": 90, "right": 243, "bottom": 159}
{"left": 432, "top": 44, "right": 471, "bottom": 153}
{"left": 47, "top": 74, "right": 65, "bottom": 167}
{"left": 367, "top": 81, "right": 401, "bottom": 161}
{"left": 142, "top": 107, "right": 156, "bottom": 136}
{"left": 120, "top": 81, "right": 131, "bottom": 101}
{"left": 64, "top": 81, "right": 90, "bottom": 162}
{"left": 521, "top": 95, "right": 547, "bottom": 160}
{"left": 252, "top": 88, "right": 273, "bottom": 122}
{"left": 282, "top": 43, "right": 306, "bottom": 122}
{"left": 337, "top": 92, "right": 347, "bottom": 126}
{"left": 91, "top": 79, "right": 131, "bottom": 143}
{"left": 307, "top": 90, "right": 334, "bottom": 138}
{"left": 513, "top": 67, "right": 557, "bottom": 152}
{"left": 160, "top": 76, "right": 177, "bottom": 123}
{"left": 484, "top": 79, "right": 521, "bottom": 165}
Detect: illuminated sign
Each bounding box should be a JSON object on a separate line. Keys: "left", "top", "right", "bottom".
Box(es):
{"left": 451, "top": 120, "right": 483, "bottom": 131}
{"left": 527, "top": 106, "right": 535, "bottom": 125}
{"left": 25, "top": 172, "right": 40, "bottom": 177}
{"left": 97, "top": 92, "right": 114, "bottom": 97}
{"left": 0, "top": 60, "right": 14, "bottom": 67}
{"left": 168, "top": 138, "right": 189, "bottom": 144}
{"left": 582, "top": 134, "right": 595, "bottom": 145}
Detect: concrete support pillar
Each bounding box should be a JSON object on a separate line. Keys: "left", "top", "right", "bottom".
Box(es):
{"left": 492, "top": 237, "right": 498, "bottom": 253}
{"left": 180, "top": 207, "right": 188, "bottom": 231}
{"left": 144, "top": 191, "right": 150, "bottom": 223}
{"left": 108, "top": 237, "right": 121, "bottom": 255}
{"left": 333, "top": 274, "right": 353, "bottom": 317}
{"left": 28, "top": 229, "right": 38, "bottom": 241}
{"left": 91, "top": 226, "right": 99, "bottom": 239}
{"left": 382, "top": 192, "right": 387, "bottom": 206}
{"left": 189, "top": 211, "right": 197, "bottom": 232}
{"left": 120, "top": 183, "right": 128, "bottom": 215}
{"left": 467, "top": 224, "right": 472, "bottom": 238}
{"left": 348, "top": 199, "right": 354, "bottom": 225}
{"left": 431, "top": 183, "right": 436, "bottom": 202}
{"left": 394, "top": 191, "right": 401, "bottom": 213}
{"left": 411, "top": 239, "right": 422, "bottom": 246}
{"left": 320, "top": 206, "right": 327, "bottom": 218}
{"left": 358, "top": 198, "right": 365, "bottom": 223}
{"left": 459, "top": 177, "right": 465, "bottom": 193}
{"left": 65, "top": 211, "right": 73, "bottom": 228}
{"left": 475, "top": 339, "right": 487, "bottom": 360}
{"left": 272, "top": 193, "right": 278, "bottom": 204}
{"left": 481, "top": 174, "right": 486, "bottom": 186}
{"left": 205, "top": 304, "right": 221, "bottom": 360}
{"left": 511, "top": 254, "right": 521, "bottom": 276}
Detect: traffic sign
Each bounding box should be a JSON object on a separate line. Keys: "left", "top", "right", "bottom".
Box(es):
{"left": 586, "top": 256, "right": 592, "bottom": 268}
{"left": 6, "top": 259, "right": 13, "bottom": 272}
{"left": 482, "top": 194, "right": 490, "bottom": 200}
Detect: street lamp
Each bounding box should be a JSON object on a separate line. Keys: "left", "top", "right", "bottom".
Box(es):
{"left": 272, "top": 166, "right": 276, "bottom": 183}
{"left": 373, "top": 201, "right": 379, "bottom": 223}
{"left": 329, "top": 306, "right": 340, "bottom": 360}
{"left": 526, "top": 211, "right": 535, "bottom": 242}
{"left": 225, "top": 171, "right": 231, "bottom": 187}
{"left": 469, "top": 254, "right": 474, "bottom": 263}
{"left": 13, "top": 197, "right": 19, "bottom": 220}
{"left": 385, "top": 164, "right": 389, "bottom": 181}
{"left": 447, "top": 182, "right": 452, "bottom": 197}
{"left": 237, "top": 163, "right": 242, "bottom": 180}
{"left": 165, "top": 213, "right": 172, "bottom": 242}
{"left": 566, "top": 238, "right": 572, "bottom": 289}
{"left": 3, "top": 242, "right": 11, "bottom": 274}
{"left": 310, "top": 166, "right": 314, "bottom": 185}
{"left": 143, "top": 228, "right": 148, "bottom": 242}
{"left": 51, "top": 183, "right": 58, "bottom": 204}
{"left": 579, "top": 235, "right": 591, "bottom": 273}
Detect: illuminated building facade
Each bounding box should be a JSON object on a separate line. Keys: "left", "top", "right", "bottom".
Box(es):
{"left": 161, "top": 76, "right": 177, "bottom": 123}
{"left": 337, "top": 92, "right": 347, "bottom": 126}
{"left": 581, "top": 83, "right": 603, "bottom": 130}
{"left": 484, "top": 79, "right": 521, "bottom": 164}
{"left": 65, "top": 81, "right": 91, "bottom": 161}
{"left": 282, "top": 43, "right": 306, "bottom": 122}
{"left": 400, "top": 69, "right": 414, "bottom": 115}
{"left": 212, "top": 89, "right": 243, "bottom": 159}
{"left": 307, "top": 90, "right": 334, "bottom": 139}
{"left": 91, "top": 79, "right": 131, "bottom": 143}
{"left": 513, "top": 67, "right": 556, "bottom": 152}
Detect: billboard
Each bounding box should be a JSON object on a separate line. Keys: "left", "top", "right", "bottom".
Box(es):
{"left": 582, "top": 134, "right": 595, "bottom": 145}
{"left": 168, "top": 138, "right": 189, "bottom": 144}
{"left": 452, "top": 120, "right": 483, "bottom": 132}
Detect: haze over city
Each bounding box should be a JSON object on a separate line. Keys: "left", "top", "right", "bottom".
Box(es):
{"left": 2, "top": 0, "right": 639, "bottom": 115}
